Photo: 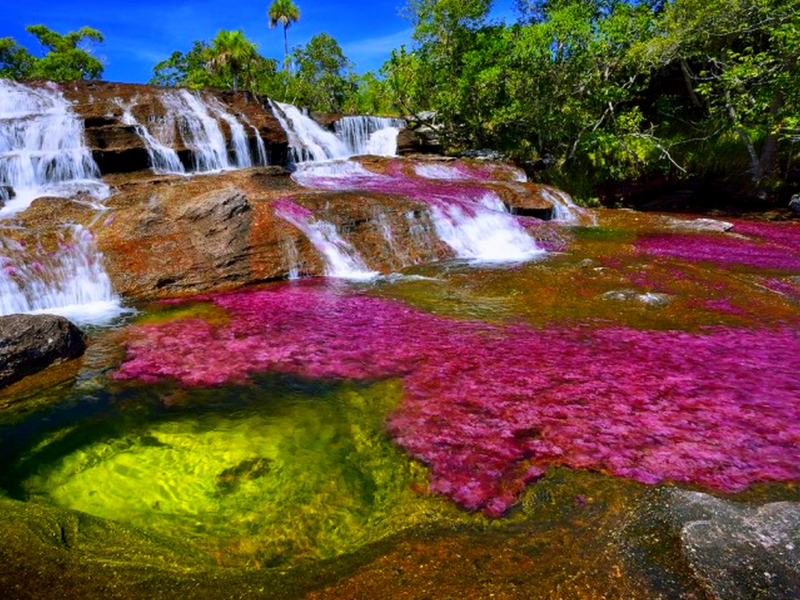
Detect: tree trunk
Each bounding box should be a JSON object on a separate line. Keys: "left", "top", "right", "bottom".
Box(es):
{"left": 726, "top": 93, "right": 762, "bottom": 183}
{"left": 680, "top": 58, "right": 701, "bottom": 108}
{"left": 758, "top": 93, "right": 783, "bottom": 181}
{"left": 284, "top": 26, "right": 289, "bottom": 71}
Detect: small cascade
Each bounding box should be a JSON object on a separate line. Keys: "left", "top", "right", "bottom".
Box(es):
{"left": 427, "top": 193, "right": 544, "bottom": 262}
{"left": 0, "top": 80, "right": 109, "bottom": 216}
{"left": 273, "top": 198, "right": 377, "bottom": 280}
{"left": 252, "top": 126, "right": 268, "bottom": 167}
{"left": 541, "top": 188, "right": 596, "bottom": 225}
{"left": 157, "top": 90, "right": 265, "bottom": 173}
{"left": 117, "top": 99, "right": 185, "bottom": 175}
{"left": 335, "top": 116, "right": 405, "bottom": 156}
{"left": 269, "top": 100, "right": 350, "bottom": 163}
{"left": 281, "top": 237, "right": 302, "bottom": 280}
{"left": 292, "top": 161, "right": 543, "bottom": 264}
{"left": 0, "top": 225, "right": 124, "bottom": 325}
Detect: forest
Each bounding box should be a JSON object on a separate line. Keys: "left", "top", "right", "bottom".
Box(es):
{"left": 2, "top": 0, "right": 798, "bottom": 204}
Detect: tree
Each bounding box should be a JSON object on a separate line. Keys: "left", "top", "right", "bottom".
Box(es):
{"left": 641, "top": 0, "right": 800, "bottom": 187}
{"left": 0, "top": 25, "right": 104, "bottom": 81}
{"left": 26, "top": 25, "right": 104, "bottom": 80}
{"left": 268, "top": 0, "right": 301, "bottom": 69}
{"left": 0, "top": 37, "right": 35, "bottom": 79}
{"left": 288, "top": 33, "right": 355, "bottom": 112}
{"left": 150, "top": 40, "right": 210, "bottom": 87}
{"left": 206, "top": 30, "right": 259, "bottom": 91}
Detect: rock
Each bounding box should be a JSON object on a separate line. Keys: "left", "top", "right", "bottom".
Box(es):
{"left": 460, "top": 149, "right": 505, "bottom": 161}
{"left": 667, "top": 217, "right": 734, "bottom": 232}
{"left": 663, "top": 490, "right": 800, "bottom": 600}
{"left": 789, "top": 194, "right": 800, "bottom": 216}
{"left": 601, "top": 289, "right": 672, "bottom": 306}
{"left": 396, "top": 127, "right": 442, "bottom": 155}
{"left": 52, "top": 81, "right": 289, "bottom": 175}
{"left": 0, "top": 314, "right": 87, "bottom": 389}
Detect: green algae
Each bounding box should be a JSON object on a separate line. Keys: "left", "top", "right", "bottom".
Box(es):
{"left": 15, "top": 378, "right": 464, "bottom": 567}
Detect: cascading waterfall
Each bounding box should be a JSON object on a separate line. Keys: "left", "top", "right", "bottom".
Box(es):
{"left": 0, "top": 81, "right": 124, "bottom": 323}
{"left": 273, "top": 198, "right": 377, "bottom": 280}
{"left": 269, "top": 100, "right": 350, "bottom": 163}
{"left": 291, "top": 161, "right": 543, "bottom": 264}
{"left": 117, "top": 99, "right": 185, "bottom": 175}
{"left": 158, "top": 90, "right": 265, "bottom": 173}
{"left": 335, "top": 116, "right": 405, "bottom": 157}
{"left": 0, "top": 225, "right": 123, "bottom": 324}
{"left": 0, "top": 80, "right": 109, "bottom": 216}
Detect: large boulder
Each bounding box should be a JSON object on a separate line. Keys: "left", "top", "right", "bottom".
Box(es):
{"left": 0, "top": 314, "right": 87, "bottom": 388}
{"left": 631, "top": 489, "right": 800, "bottom": 600}
{"left": 790, "top": 193, "right": 800, "bottom": 216}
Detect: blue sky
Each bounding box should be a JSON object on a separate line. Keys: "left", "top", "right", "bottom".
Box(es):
{"left": 1, "top": 1, "right": 418, "bottom": 83}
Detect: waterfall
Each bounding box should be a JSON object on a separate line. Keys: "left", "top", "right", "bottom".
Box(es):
{"left": 291, "top": 162, "right": 543, "bottom": 264}
{"left": 0, "top": 225, "right": 124, "bottom": 325}
{"left": 541, "top": 188, "right": 595, "bottom": 224}
{"left": 269, "top": 100, "right": 350, "bottom": 163}
{"left": 427, "top": 192, "right": 543, "bottom": 262}
{"left": 335, "top": 116, "right": 405, "bottom": 156}
{"left": 117, "top": 99, "right": 185, "bottom": 175}
{"left": 0, "top": 80, "right": 109, "bottom": 216}
{"left": 157, "top": 90, "right": 264, "bottom": 173}
{"left": 273, "top": 198, "right": 377, "bottom": 280}
{"left": 269, "top": 101, "right": 405, "bottom": 163}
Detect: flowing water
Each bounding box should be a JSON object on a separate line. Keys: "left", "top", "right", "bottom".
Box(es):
{"left": 0, "top": 80, "right": 109, "bottom": 216}
{"left": 1, "top": 90, "right": 799, "bottom": 598}
{"left": 0, "top": 81, "right": 121, "bottom": 323}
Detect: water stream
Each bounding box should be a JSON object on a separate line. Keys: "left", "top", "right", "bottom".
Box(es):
{"left": 1, "top": 88, "right": 798, "bottom": 598}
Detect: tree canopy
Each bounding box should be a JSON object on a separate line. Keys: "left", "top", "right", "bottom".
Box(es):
{"left": 0, "top": 25, "right": 104, "bottom": 81}
{"left": 382, "top": 0, "right": 800, "bottom": 201}
{"left": 268, "top": 0, "right": 301, "bottom": 68}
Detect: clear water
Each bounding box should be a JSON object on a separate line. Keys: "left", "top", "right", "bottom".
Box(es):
{"left": 2, "top": 213, "right": 798, "bottom": 571}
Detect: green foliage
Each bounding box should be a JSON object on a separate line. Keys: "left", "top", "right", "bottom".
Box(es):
{"left": 0, "top": 25, "right": 104, "bottom": 81}
{"left": 206, "top": 30, "right": 260, "bottom": 91}
{"left": 286, "top": 33, "right": 355, "bottom": 112}
{"left": 387, "top": 0, "right": 800, "bottom": 200}
{"left": 0, "top": 38, "right": 35, "bottom": 79}
{"left": 150, "top": 41, "right": 211, "bottom": 87}
{"left": 149, "top": 32, "right": 281, "bottom": 96}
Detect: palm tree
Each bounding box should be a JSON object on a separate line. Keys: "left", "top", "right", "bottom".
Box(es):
{"left": 267, "top": 0, "right": 300, "bottom": 69}
{"left": 206, "top": 30, "right": 258, "bottom": 91}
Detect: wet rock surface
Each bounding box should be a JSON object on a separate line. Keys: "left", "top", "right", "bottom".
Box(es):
{"left": 0, "top": 314, "right": 86, "bottom": 389}
{"left": 648, "top": 490, "right": 800, "bottom": 600}
{"left": 666, "top": 217, "right": 735, "bottom": 232}
{"left": 53, "top": 81, "right": 289, "bottom": 174}
{"left": 790, "top": 194, "right": 800, "bottom": 216}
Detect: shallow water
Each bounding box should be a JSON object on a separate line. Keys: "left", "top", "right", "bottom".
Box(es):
{"left": 1, "top": 210, "right": 799, "bottom": 589}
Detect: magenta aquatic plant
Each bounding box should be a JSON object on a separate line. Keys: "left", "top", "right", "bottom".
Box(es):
{"left": 114, "top": 285, "right": 800, "bottom": 516}
{"left": 637, "top": 229, "right": 800, "bottom": 271}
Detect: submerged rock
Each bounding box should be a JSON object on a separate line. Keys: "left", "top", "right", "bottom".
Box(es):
{"left": 0, "top": 314, "right": 86, "bottom": 389}
{"left": 601, "top": 289, "right": 672, "bottom": 307}
{"left": 663, "top": 491, "right": 800, "bottom": 600}
{"left": 666, "top": 217, "right": 734, "bottom": 232}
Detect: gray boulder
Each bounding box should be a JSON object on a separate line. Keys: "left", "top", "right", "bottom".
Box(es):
{"left": 663, "top": 490, "right": 800, "bottom": 600}
{"left": 0, "top": 314, "right": 87, "bottom": 388}
{"left": 789, "top": 194, "right": 800, "bottom": 216}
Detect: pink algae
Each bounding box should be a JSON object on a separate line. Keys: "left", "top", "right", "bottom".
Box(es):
{"left": 636, "top": 221, "right": 800, "bottom": 271}
{"left": 113, "top": 284, "right": 800, "bottom": 517}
